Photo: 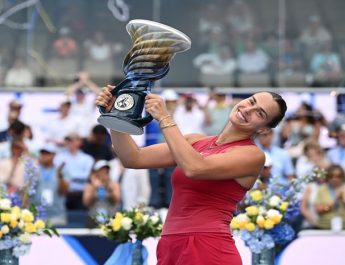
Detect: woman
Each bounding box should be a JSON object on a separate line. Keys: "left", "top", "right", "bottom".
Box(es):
{"left": 96, "top": 86, "right": 287, "bottom": 265}
{"left": 315, "top": 164, "right": 345, "bottom": 229}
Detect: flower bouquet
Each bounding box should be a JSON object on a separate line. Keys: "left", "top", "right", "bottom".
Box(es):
{"left": 0, "top": 157, "right": 58, "bottom": 264}
{"left": 96, "top": 205, "right": 163, "bottom": 265}
{"left": 230, "top": 168, "right": 325, "bottom": 265}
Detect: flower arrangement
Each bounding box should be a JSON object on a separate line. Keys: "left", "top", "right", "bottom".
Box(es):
{"left": 0, "top": 157, "right": 58, "bottom": 258}
{"left": 230, "top": 168, "right": 325, "bottom": 254}
{"left": 97, "top": 205, "right": 163, "bottom": 243}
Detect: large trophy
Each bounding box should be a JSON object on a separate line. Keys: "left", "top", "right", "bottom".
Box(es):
{"left": 98, "top": 19, "right": 191, "bottom": 135}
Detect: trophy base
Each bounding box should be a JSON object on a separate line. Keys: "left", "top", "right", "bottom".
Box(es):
{"left": 97, "top": 116, "right": 144, "bottom": 135}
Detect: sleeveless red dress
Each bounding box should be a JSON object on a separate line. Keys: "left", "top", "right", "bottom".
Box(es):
{"left": 156, "top": 136, "right": 255, "bottom": 265}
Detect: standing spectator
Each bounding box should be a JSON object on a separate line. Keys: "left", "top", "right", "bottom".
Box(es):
{"left": 4, "top": 57, "right": 34, "bottom": 87}
{"left": 315, "top": 165, "right": 345, "bottom": 229}
{"left": 295, "top": 139, "right": 330, "bottom": 179}
{"left": 327, "top": 125, "right": 345, "bottom": 171}
{"left": 82, "top": 125, "right": 114, "bottom": 161}
{"left": 36, "top": 144, "right": 68, "bottom": 226}
{"left": 0, "top": 140, "right": 28, "bottom": 193}
{"left": 174, "top": 94, "right": 205, "bottom": 135}
{"left": 256, "top": 128, "right": 295, "bottom": 186}
{"left": 83, "top": 160, "right": 121, "bottom": 228}
{"left": 54, "top": 133, "right": 94, "bottom": 210}
{"left": 43, "top": 101, "right": 79, "bottom": 147}
{"left": 237, "top": 40, "right": 270, "bottom": 73}
{"left": 84, "top": 31, "right": 114, "bottom": 61}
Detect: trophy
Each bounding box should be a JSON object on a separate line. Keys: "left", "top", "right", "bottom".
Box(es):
{"left": 98, "top": 19, "right": 191, "bottom": 135}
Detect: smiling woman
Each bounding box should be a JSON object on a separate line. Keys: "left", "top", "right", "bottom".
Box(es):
{"left": 95, "top": 88, "right": 287, "bottom": 265}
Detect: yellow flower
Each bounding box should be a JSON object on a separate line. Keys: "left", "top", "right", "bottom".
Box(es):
{"left": 0, "top": 231, "right": 2, "bottom": 239}
{"left": 250, "top": 190, "right": 263, "bottom": 201}
{"left": 135, "top": 212, "right": 143, "bottom": 222}
{"left": 21, "top": 210, "right": 34, "bottom": 223}
{"left": 0, "top": 213, "right": 11, "bottom": 223}
{"left": 111, "top": 213, "right": 123, "bottom": 231}
{"left": 236, "top": 214, "right": 250, "bottom": 229}
{"left": 34, "top": 219, "right": 46, "bottom": 230}
{"left": 267, "top": 209, "right": 282, "bottom": 224}
{"left": 264, "top": 219, "right": 275, "bottom": 230}
{"left": 1, "top": 225, "right": 9, "bottom": 234}
{"left": 256, "top": 215, "right": 265, "bottom": 228}
{"left": 245, "top": 222, "right": 256, "bottom": 232}
{"left": 11, "top": 206, "right": 21, "bottom": 219}
{"left": 24, "top": 223, "right": 37, "bottom": 233}
{"left": 10, "top": 219, "right": 18, "bottom": 229}
{"left": 280, "top": 202, "right": 289, "bottom": 211}
{"left": 230, "top": 218, "right": 240, "bottom": 230}
{"left": 245, "top": 206, "right": 259, "bottom": 216}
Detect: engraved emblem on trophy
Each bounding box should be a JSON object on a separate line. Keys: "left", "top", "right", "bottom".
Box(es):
{"left": 97, "top": 19, "right": 191, "bottom": 135}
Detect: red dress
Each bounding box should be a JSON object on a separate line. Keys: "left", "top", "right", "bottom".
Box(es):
{"left": 157, "top": 136, "right": 255, "bottom": 265}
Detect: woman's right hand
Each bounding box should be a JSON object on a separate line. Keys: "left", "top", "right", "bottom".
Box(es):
{"left": 95, "top": 85, "right": 116, "bottom": 113}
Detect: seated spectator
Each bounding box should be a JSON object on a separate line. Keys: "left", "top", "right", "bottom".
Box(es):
{"left": 310, "top": 41, "right": 342, "bottom": 86}
{"left": 193, "top": 46, "right": 237, "bottom": 76}
{"left": 54, "top": 132, "right": 94, "bottom": 210}
{"left": 315, "top": 165, "right": 345, "bottom": 229}
{"left": 0, "top": 140, "right": 28, "bottom": 194}
{"left": 237, "top": 40, "right": 270, "bottom": 73}
{"left": 254, "top": 152, "right": 273, "bottom": 191}
{"left": 4, "top": 57, "right": 34, "bottom": 87}
{"left": 83, "top": 160, "right": 121, "bottom": 228}
{"left": 53, "top": 27, "right": 78, "bottom": 58}
{"left": 327, "top": 124, "right": 345, "bottom": 171}
{"left": 36, "top": 144, "right": 68, "bottom": 226}
{"left": 278, "top": 39, "right": 303, "bottom": 73}
{"left": 295, "top": 139, "right": 330, "bottom": 179}
{"left": 84, "top": 31, "right": 113, "bottom": 61}
{"left": 299, "top": 15, "right": 332, "bottom": 55}
{"left": 82, "top": 125, "right": 114, "bottom": 161}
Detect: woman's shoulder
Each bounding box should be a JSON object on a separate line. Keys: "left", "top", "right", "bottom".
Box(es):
{"left": 184, "top": 133, "right": 208, "bottom": 144}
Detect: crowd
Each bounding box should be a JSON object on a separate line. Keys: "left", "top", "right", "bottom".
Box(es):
{"left": 0, "top": 71, "right": 344, "bottom": 231}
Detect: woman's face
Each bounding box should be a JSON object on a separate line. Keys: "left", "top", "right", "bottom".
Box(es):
{"left": 229, "top": 92, "right": 280, "bottom": 133}
{"left": 327, "top": 169, "right": 344, "bottom": 188}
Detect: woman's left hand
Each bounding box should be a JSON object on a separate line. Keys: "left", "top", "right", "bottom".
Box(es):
{"left": 145, "top": 93, "right": 170, "bottom": 121}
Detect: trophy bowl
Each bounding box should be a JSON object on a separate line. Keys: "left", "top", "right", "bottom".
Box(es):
{"left": 97, "top": 19, "right": 191, "bottom": 135}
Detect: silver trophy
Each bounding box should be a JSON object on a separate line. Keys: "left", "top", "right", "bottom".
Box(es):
{"left": 98, "top": 19, "right": 191, "bottom": 134}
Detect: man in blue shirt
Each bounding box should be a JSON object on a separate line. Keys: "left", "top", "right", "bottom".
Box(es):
{"left": 327, "top": 124, "right": 345, "bottom": 171}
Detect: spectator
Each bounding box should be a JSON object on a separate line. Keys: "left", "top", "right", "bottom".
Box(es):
{"left": 278, "top": 39, "right": 303, "bottom": 73}
{"left": 310, "top": 41, "right": 342, "bottom": 86}
{"left": 53, "top": 27, "right": 78, "bottom": 58}
{"left": 295, "top": 139, "right": 330, "bottom": 179}
{"left": 4, "top": 57, "right": 34, "bottom": 87}
{"left": 43, "top": 101, "right": 79, "bottom": 147}
{"left": 203, "top": 91, "right": 232, "bottom": 136}
{"left": 256, "top": 128, "right": 295, "bottom": 186}
{"left": 237, "top": 40, "right": 270, "bottom": 73}
{"left": 174, "top": 94, "right": 206, "bottom": 135}
{"left": 0, "top": 110, "right": 20, "bottom": 142}
{"left": 83, "top": 160, "right": 121, "bottom": 228}
{"left": 54, "top": 132, "right": 94, "bottom": 210}
{"left": 0, "top": 140, "right": 28, "bottom": 193}
{"left": 327, "top": 124, "right": 345, "bottom": 171}
{"left": 36, "top": 144, "right": 68, "bottom": 226}
{"left": 315, "top": 165, "right": 345, "bottom": 229}
{"left": 299, "top": 15, "right": 332, "bottom": 55}
{"left": 254, "top": 152, "right": 273, "bottom": 191}
{"left": 82, "top": 125, "right": 114, "bottom": 161}
{"left": 193, "top": 46, "right": 237, "bottom": 77}
{"left": 84, "top": 31, "right": 116, "bottom": 61}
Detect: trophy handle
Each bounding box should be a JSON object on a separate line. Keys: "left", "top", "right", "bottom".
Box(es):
{"left": 98, "top": 79, "right": 131, "bottom": 115}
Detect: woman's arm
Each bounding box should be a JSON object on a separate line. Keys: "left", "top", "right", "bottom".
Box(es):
{"left": 83, "top": 184, "right": 96, "bottom": 207}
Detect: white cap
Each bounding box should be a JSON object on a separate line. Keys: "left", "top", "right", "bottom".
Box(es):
{"left": 93, "top": 160, "right": 110, "bottom": 171}
{"left": 39, "top": 143, "right": 58, "bottom": 154}
{"left": 161, "top": 89, "right": 179, "bottom": 101}
{"left": 264, "top": 152, "right": 273, "bottom": 167}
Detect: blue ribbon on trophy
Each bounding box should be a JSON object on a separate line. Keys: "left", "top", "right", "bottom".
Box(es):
{"left": 98, "top": 19, "right": 191, "bottom": 135}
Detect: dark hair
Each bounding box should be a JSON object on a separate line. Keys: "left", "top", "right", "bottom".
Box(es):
{"left": 326, "top": 164, "right": 345, "bottom": 180}
{"left": 9, "top": 120, "right": 26, "bottom": 135}
{"left": 92, "top": 125, "right": 107, "bottom": 135}
{"left": 265, "top": 92, "right": 287, "bottom": 128}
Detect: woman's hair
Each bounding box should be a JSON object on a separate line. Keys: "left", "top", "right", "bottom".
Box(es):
{"left": 265, "top": 92, "right": 287, "bottom": 128}
{"left": 326, "top": 164, "right": 345, "bottom": 181}
{"left": 303, "top": 139, "right": 324, "bottom": 155}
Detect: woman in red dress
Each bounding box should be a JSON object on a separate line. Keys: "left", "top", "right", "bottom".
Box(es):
{"left": 96, "top": 87, "right": 287, "bottom": 265}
